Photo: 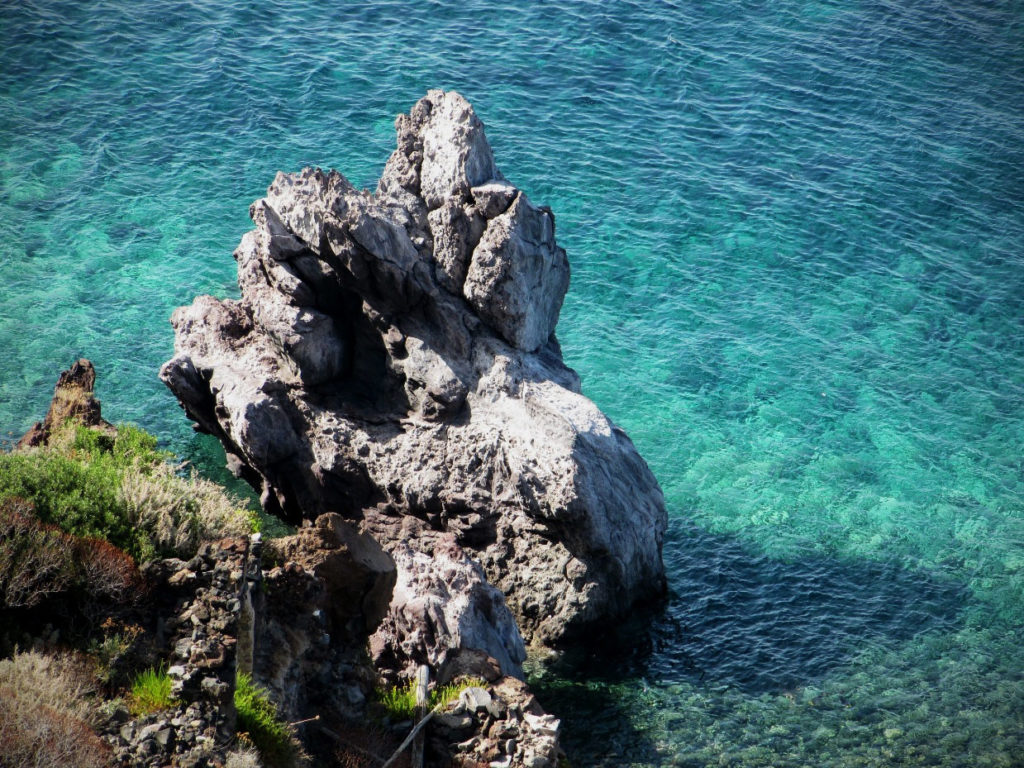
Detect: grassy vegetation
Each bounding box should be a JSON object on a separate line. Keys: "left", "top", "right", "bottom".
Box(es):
{"left": 377, "top": 679, "right": 419, "bottom": 721}
{"left": 235, "top": 673, "right": 297, "bottom": 768}
{"left": 128, "top": 665, "right": 176, "bottom": 716}
{"left": 0, "top": 422, "right": 258, "bottom": 562}
{"left": 376, "top": 677, "right": 488, "bottom": 721}
{"left": 431, "top": 677, "right": 487, "bottom": 709}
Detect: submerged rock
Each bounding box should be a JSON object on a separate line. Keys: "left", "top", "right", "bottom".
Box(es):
{"left": 161, "top": 90, "right": 667, "bottom": 655}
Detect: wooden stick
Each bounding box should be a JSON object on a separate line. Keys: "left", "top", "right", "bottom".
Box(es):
{"left": 411, "top": 665, "right": 430, "bottom": 768}
{"left": 380, "top": 710, "right": 436, "bottom": 768}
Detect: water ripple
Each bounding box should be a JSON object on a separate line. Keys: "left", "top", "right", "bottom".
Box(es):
{"left": 2, "top": 0, "right": 1024, "bottom": 764}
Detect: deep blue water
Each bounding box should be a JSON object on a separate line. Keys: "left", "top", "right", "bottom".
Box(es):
{"left": 3, "top": 1, "right": 1024, "bottom": 765}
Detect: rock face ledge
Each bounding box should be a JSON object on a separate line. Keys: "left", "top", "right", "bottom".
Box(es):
{"left": 161, "top": 90, "right": 667, "bottom": 661}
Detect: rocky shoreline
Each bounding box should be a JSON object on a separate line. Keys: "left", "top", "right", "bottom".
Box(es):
{"left": 4, "top": 361, "right": 566, "bottom": 767}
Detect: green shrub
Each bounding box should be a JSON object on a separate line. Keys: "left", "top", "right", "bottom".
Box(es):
{"left": 66, "top": 423, "right": 168, "bottom": 469}
{"left": 64, "top": 423, "right": 114, "bottom": 461}
{"left": 235, "top": 673, "right": 297, "bottom": 768}
{"left": 110, "top": 424, "right": 167, "bottom": 467}
{"left": 0, "top": 449, "right": 134, "bottom": 551}
{"left": 0, "top": 422, "right": 259, "bottom": 562}
{"left": 129, "top": 666, "right": 176, "bottom": 715}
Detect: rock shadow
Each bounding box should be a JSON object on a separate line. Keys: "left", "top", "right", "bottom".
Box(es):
{"left": 544, "top": 516, "right": 967, "bottom": 695}
{"left": 536, "top": 516, "right": 967, "bottom": 764}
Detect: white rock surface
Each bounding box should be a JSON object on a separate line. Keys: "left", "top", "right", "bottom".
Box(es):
{"left": 368, "top": 528, "right": 526, "bottom": 679}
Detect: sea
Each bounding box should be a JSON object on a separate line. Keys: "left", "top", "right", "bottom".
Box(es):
{"left": 2, "top": 1, "right": 1023, "bottom": 765}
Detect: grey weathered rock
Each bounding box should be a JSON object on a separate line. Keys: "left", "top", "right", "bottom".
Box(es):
{"left": 432, "top": 676, "right": 561, "bottom": 768}
{"left": 367, "top": 524, "right": 526, "bottom": 679}
{"left": 463, "top": 192, "right": 570, "bottom": 352}
{"left": 161, "top": 89, "right": 667, "bottom": 655}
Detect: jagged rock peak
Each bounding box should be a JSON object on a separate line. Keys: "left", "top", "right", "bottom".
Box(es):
{"left": 18, "top": 358, "right": 112, "bottom": 448}
{"left": 382, "top": 88, "right": 570, "bottom": 352}
{"left": 161, "top": 90, "right": 667, "bottom": 657}
{"left": 378, "top": 89, "right": 502, "bottom": 210}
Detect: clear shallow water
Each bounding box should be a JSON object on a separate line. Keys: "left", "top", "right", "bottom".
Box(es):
{"left": 2, "top": 1, "right": 1023, "bottom": 765}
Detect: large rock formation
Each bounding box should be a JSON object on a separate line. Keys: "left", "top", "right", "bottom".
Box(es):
{"left": 160, "top": 90, "right": 667, "bottom": 657}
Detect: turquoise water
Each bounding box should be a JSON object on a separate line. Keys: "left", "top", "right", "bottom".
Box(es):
{"left": 3, "top": 1, "right": 1023, "bottom": 764}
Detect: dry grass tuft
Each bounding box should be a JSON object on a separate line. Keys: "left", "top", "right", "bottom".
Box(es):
{"left": 0, "top": 649, "right": 110, "bottom": 768}
{"left": 0, "top": 649, "right": 100, "bottom": 725}
{"left": 330, "top": 722, "right": 410, "bottom": 768}
{"left": 226, "top": 745, "right": 265, "bottom": 768}
{"left": 0, "top": 696, "right": 112, "bottom": 768}
{"left": 74, "top": 536, "right": 143, "bottom": 603}
{"left": 0, "top": 498, "right": 142, "bottom": 613}
{"left": 119, "top": 462, "right": 255, "bottom": 559}
{"left": 0, "top": 499, "right": 75, "bottom": 609}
